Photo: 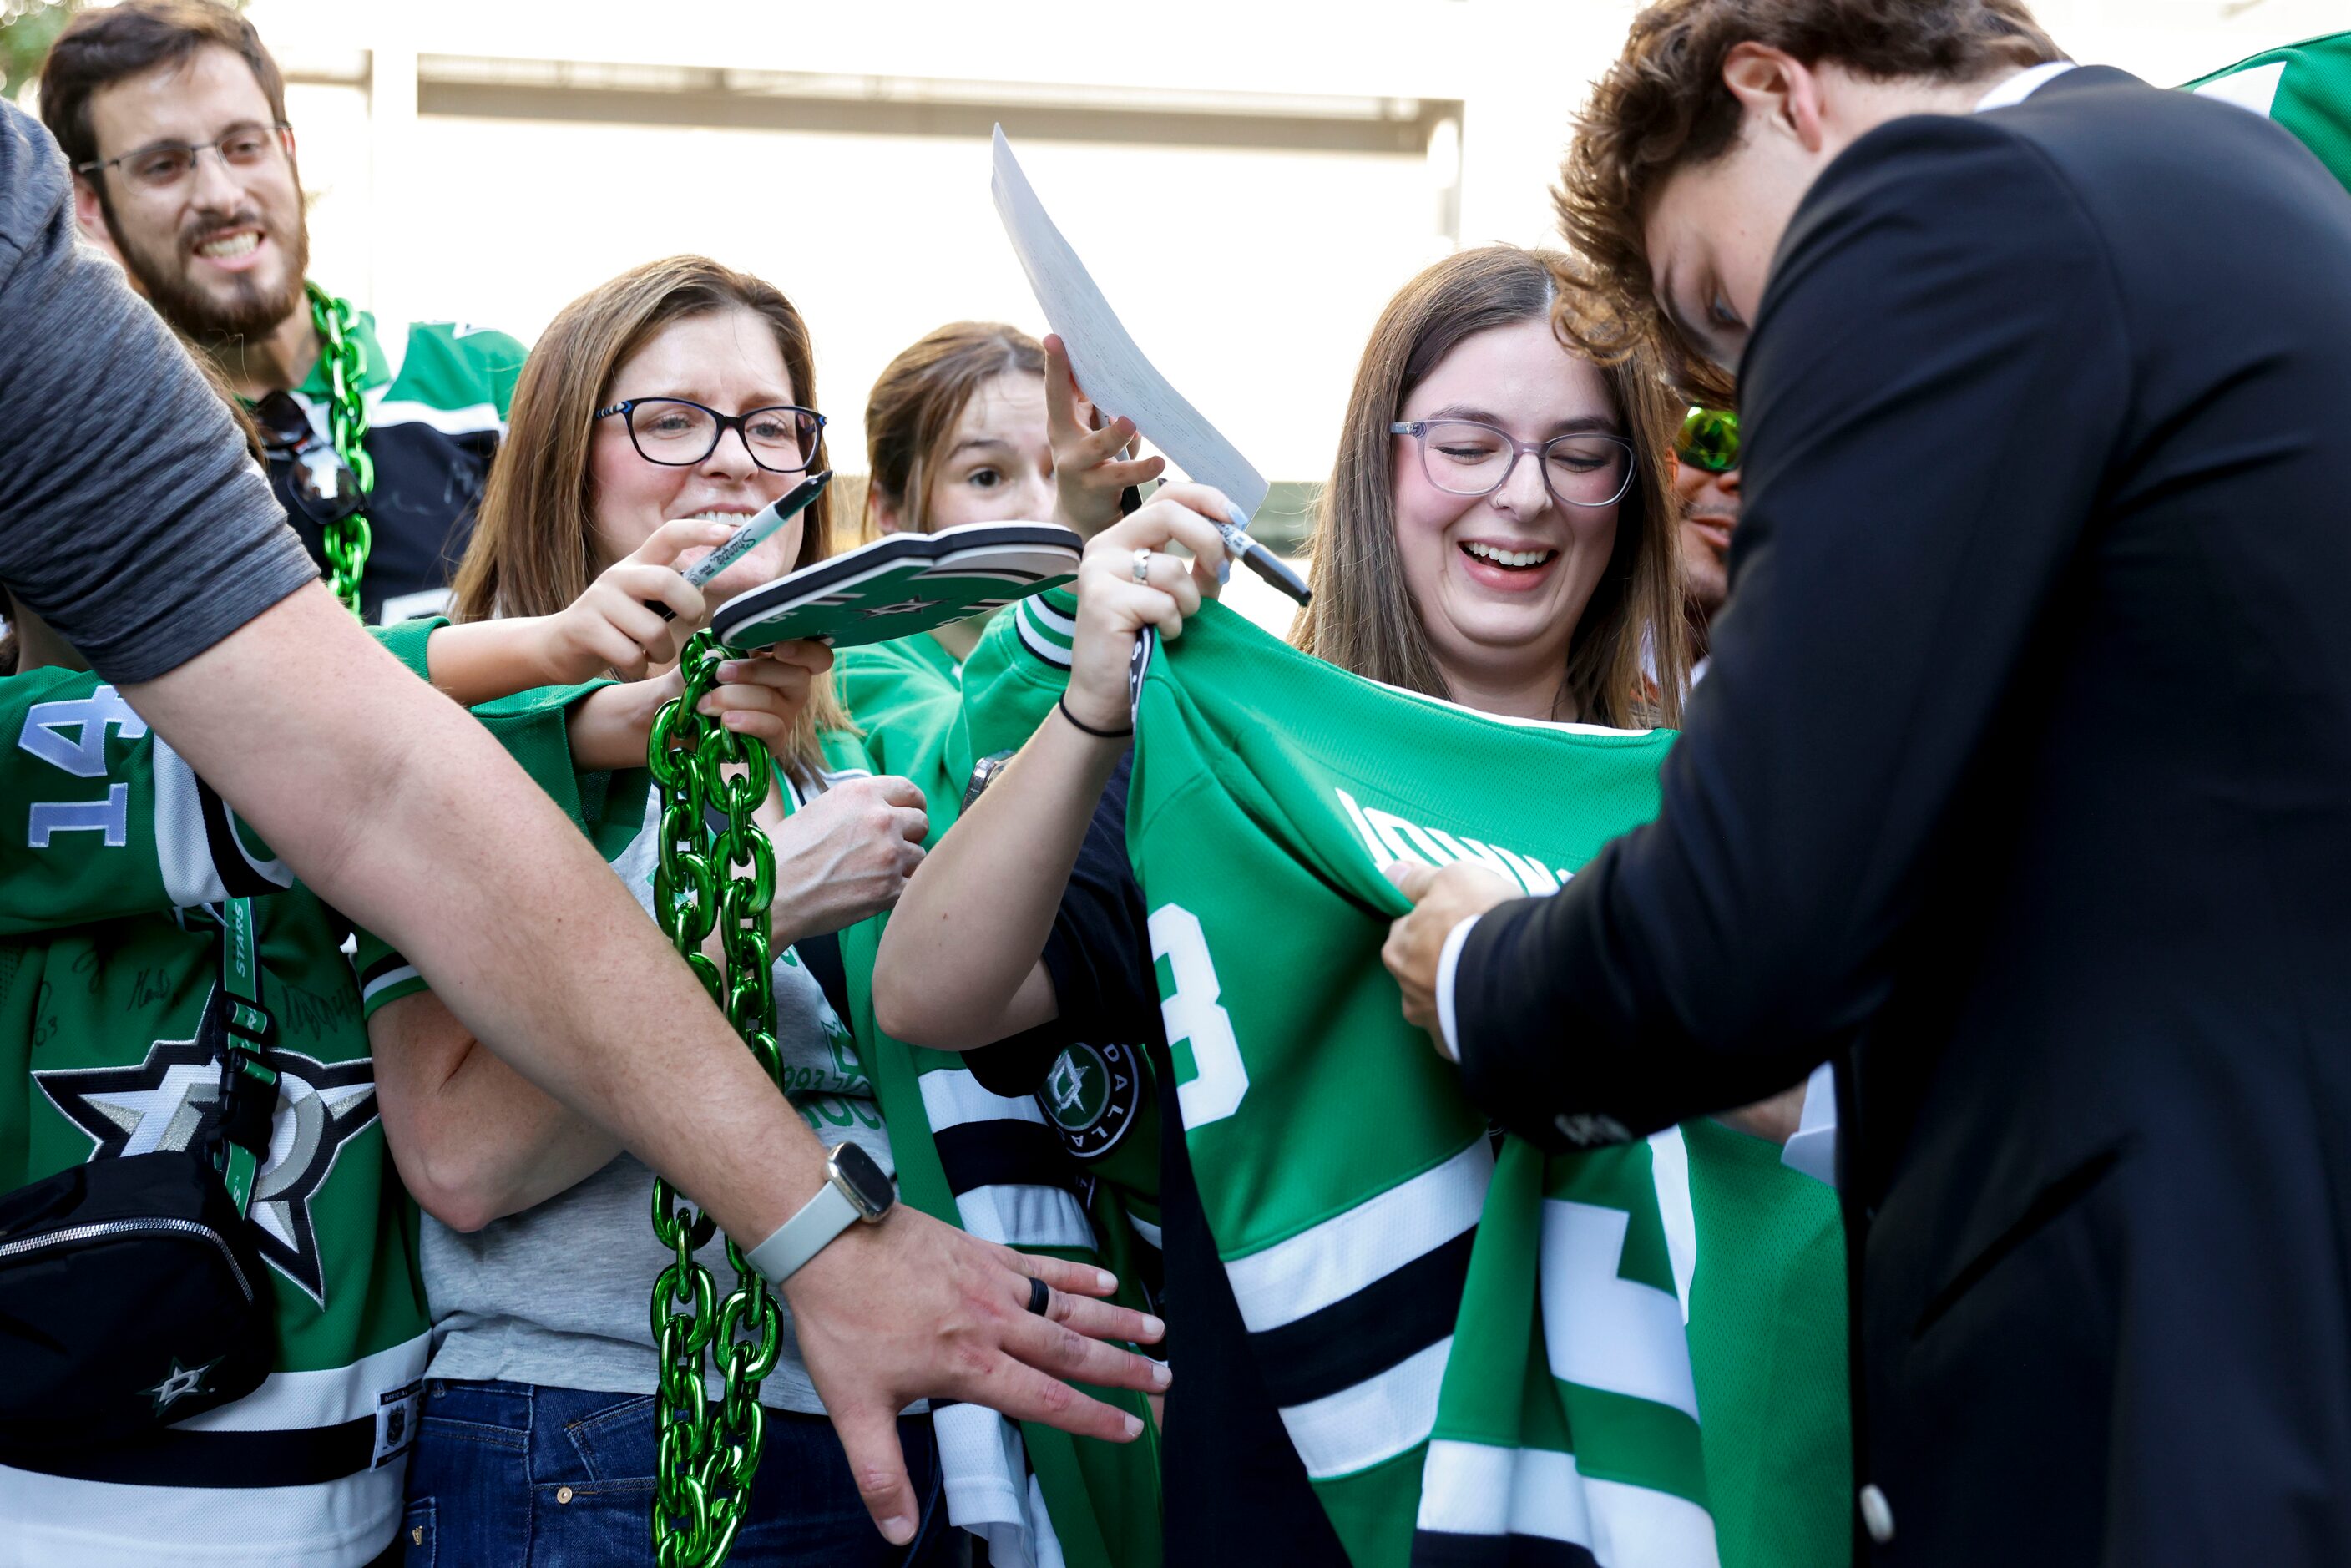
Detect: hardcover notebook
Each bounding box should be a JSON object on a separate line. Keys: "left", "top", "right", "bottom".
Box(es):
{"left": 710, "top": 522, "right": 1083, "bottom": 650}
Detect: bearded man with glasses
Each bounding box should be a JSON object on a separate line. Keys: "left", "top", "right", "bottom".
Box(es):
{"left": 39, "top": 0, "right": 524, "bottom": 625}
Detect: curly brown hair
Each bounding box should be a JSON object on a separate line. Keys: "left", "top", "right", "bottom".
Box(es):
{"left": 1554, "top": 0, "right": 2062, "bottom": 404}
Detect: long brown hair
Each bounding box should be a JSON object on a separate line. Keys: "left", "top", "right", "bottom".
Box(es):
{"left": 1291, "top": 245, "right": 1686, "bottom": 727}
{"left": 863, "top": 322, "right": 1046, "bottom": 538}
{"left": 453, "top": 255, "right": 847, "bottom": 781}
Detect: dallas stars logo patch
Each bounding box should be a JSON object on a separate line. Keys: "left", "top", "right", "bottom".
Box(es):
{"left": 144, "top": 1354, "right": 224, "bottom": 1415}
{"left": 36, "top": 1027, "right": 378, "bottom": 1307}
{"left": 1039, "top": 1041, "right": 1141, "bottom": 1160}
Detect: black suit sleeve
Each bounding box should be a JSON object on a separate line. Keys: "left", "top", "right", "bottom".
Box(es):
{"left": 1454, "top": 115, "right": 2133, "bottom": 1146}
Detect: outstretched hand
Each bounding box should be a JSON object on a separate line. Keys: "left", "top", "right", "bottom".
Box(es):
{"left": 1046, "top": 333, "right": 1165, "bottom": 538}
{"left": 1381, "top": 859, "right": 1519, "bottom": 1058}
{"left": 784, "top": 1208, "right": 1168, "bottom": 1545}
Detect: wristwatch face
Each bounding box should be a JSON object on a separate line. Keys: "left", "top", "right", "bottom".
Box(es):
{"left": 830, "top": 1142, "right": 897, "bottom": 1221}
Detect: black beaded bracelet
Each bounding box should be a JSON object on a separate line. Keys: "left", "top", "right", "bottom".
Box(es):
{"left": 1056, "top": 694, "right": 1134, "bottom": 740}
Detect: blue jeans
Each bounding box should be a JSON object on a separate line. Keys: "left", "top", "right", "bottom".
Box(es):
{"left": 400, "top": 1380, "right": 963, "bottom": 1567}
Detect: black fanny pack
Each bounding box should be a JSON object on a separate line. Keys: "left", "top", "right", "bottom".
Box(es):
{"left": 0, "top": 898, "right": 281, "bottom": 1454}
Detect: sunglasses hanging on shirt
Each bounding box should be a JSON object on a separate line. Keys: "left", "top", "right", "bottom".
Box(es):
{"left": 250, "top": 389, "right": 365, "bottom": 526}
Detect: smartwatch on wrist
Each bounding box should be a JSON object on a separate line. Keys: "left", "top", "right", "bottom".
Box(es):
{"left": 746, "top": 1143, "right": 897, "bottom": 1287}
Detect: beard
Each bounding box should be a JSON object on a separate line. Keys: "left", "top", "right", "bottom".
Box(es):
{"left": 106, "top": 194, "right": 311, "bottom": 345}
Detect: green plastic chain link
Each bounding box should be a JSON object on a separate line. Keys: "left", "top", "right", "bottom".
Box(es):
{"left": 645, "top": 630, "right": 787, "bottom": 1566}
{"left": 308, "top": 282, "right": 376, "bottom": 617}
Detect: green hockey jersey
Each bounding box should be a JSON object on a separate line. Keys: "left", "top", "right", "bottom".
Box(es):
{"left": 831, "top": 633, "right": 973, "bottom": 846}
{"left": 2186, "top": 31, "right": 2351, "bottom": 191}
{"left": 0, "top": 667, "right": 430, "bottom": 1567}
{"left": 1124, "top": 604, "right": 1848, "bottom": 1568}
{"left": 961, "top": 584, "right": 1078, "bottom": 760}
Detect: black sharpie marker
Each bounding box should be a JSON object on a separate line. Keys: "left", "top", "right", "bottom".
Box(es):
{"left": 653, "top": 469, "right": 832, "bottom": 622}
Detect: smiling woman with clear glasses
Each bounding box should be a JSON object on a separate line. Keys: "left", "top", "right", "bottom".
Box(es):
{"left": 1388, "top": 416, "right": 1639, "bottom": 509}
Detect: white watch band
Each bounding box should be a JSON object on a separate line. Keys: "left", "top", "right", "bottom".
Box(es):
{"left": 746, "top": 1175, "right": 860, "bottom": 1287}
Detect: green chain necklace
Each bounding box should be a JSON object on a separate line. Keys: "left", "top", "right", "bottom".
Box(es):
{"left": 306, "top": 281, "right": 375, "bottom": 616}
{"left": 645, "top": 630, "right": 786, "bottom": 1565}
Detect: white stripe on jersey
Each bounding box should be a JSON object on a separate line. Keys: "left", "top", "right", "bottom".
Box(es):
{"left": 151, "top": 734, "right": 221, "bottom": 908}
{"left": 919, "top": 1066, "right": 1047, "bottom": 1130}
{"left": 1541, "top": 1199, "right": 1701, "bottom": 1420}
{"left": 0, "top": 1464, "right": 403, "bottom": 1568}
{"left": 360, "top": 964, "right": 421, "bottom": 1006}
{"left": 364, "top": 392, "right": 506, "bottom": 438}
{"left": 1416, "top": 1439, "right": 1720, "bottom": 1563}
{"left": 1015, "top": 599, "right": 1074, "bottom": 669}
{"left": 1648, "top": 1125, "right": 1696, "bottom": 1324}
{"left": 1024, "top": 594, "right": 1077, "bottom": 638}
{"left": 172, "top": 1329, "right": 427, "bottom": 1434}
{"left": 954, "top": 1183, "right": 1095, "bottom": 1252}
{"left": 1223, "top": 1136, "right": 1491, "bottom": 1334}
{"left": 917, "top": 1070, "right": 1093, "bottom": 1248}
{"left": 1279, "top": 1333, "right": 1451, "bottom": 1479}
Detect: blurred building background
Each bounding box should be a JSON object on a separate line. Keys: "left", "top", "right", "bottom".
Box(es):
{"left": 8, "top": 0, "right": 2341, "bottom": 547}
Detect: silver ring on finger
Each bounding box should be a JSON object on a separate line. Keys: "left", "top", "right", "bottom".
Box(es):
{"left": 1133, "top": 547, "right": 1154, "bottom": 585}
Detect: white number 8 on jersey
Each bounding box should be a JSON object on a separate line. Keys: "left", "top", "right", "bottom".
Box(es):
{"left": 1149, "top": 903, "right": 1248, "bottom": 1126}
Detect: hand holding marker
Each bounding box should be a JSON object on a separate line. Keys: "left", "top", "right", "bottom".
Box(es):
{"left": 1216, "top": 508, "right": 1311, "bottom": 605}
{"left": 651, "top": 469, "right": 832, "bottom": 622}
{"left": 1110, "top": 428, "right": 1308, "bottom": 607}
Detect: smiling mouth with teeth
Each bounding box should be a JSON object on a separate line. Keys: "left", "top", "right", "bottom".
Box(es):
{"left": 195, "top": 231, "right": 262, "bottom": 259}
{"left": 1460, "top": 541, "right": 1558, "bottom": 570}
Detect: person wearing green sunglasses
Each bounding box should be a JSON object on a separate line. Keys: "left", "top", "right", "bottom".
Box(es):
{"left": 1673, "top": 407, "right": 1741, "bottom": 673}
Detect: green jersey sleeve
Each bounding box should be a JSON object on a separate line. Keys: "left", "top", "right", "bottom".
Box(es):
{"left": 0, "top": 667, "right": 294, "bottom": 936}
{"left": 961, "top": 586, "right": 1076, "bottom": 760}
{"left": 371, "top": 615, "right": 447, "bottom": 680}
{"left": 832, "top": 636, "right": 973, "bottom": 847}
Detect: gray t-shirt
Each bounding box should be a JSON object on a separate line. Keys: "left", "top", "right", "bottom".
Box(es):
{"left": 419, "top": 783, "right": 897, "bottom": 1414}
{"left": 0, "top": 100, "right": 315, "bottom": 681}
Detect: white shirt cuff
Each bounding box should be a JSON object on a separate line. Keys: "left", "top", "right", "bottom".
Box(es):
{"left": 1780, "top": 1060, "right": 1841, "bottom": 1189}
{"left": 1433, "top": 913, "right": 1483, "bottom": 1065}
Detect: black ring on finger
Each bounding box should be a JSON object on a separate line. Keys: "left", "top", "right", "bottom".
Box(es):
{"left": 1026, "top": 1277, "right": 1051, "bottom": 1317}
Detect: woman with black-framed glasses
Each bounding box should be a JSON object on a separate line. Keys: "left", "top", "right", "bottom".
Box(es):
{"left": 594, "top": 396, "right": 827, "bottom": 473}
{"left": 376, "top": 257, "right": 978, "bottom": 1568}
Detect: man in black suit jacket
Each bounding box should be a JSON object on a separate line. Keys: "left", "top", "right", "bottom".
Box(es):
{"left": 1382, "top": 3, "right": 2351, "bottom": 1561}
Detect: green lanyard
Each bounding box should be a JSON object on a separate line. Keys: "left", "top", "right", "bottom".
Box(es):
{"left": 213, "top": 898, "right": 281, "bottom": 1217}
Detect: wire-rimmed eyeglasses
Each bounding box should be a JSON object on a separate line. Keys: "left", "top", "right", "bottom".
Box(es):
{"left": 78, "top": 121, "right": 293, "bottom": 195}
{"left": 1390, "top": 419, "right": 1636, "bottom": 508}
{"left": 594, "top": 398, "right": 826, "bottom": 473}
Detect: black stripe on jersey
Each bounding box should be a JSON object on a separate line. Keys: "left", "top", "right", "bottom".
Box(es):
{"left": 1411, "top": 1530, "right": 1600, "bottom": 1568}
{"left": 360, "top": 950, "right": 413, "bottom": 990}
{"left": 1252, "top": 1227, "right": 1477, "bottom": 1409}
{"left": 195, "top": 779, "right": 284, "bottom": 898}
{"left": 5, "top": 1415, "right": 376, "bottom": 1488}
{"left": 933, "top": 1119, "right": 1083, "bottom": 1199}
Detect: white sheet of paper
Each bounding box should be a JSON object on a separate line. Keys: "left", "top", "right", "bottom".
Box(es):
{"left": 991, "top": 126, "right": 1270, "bottom": 521}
